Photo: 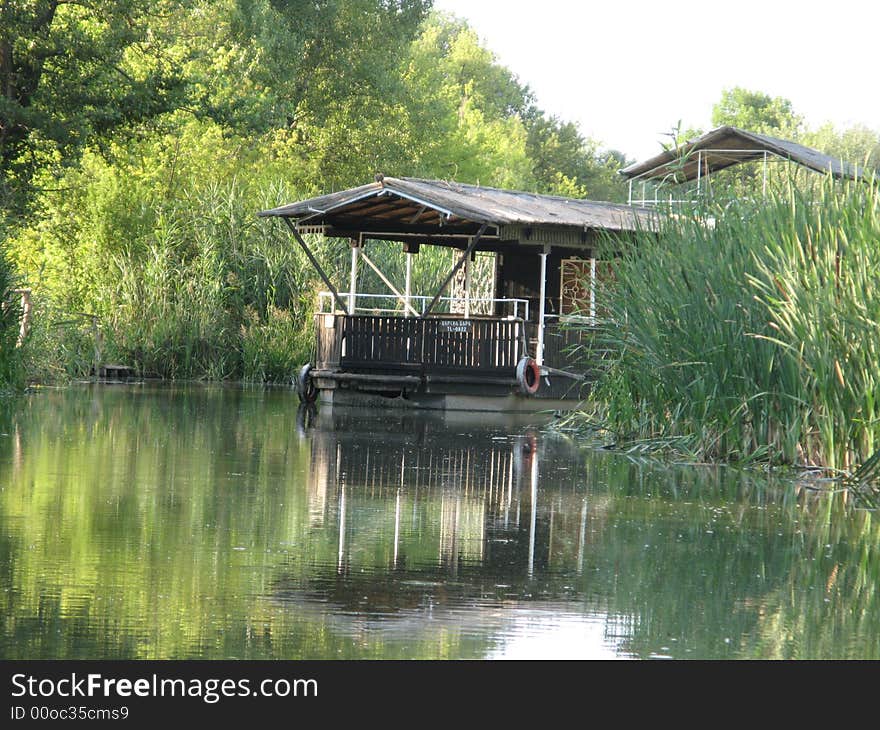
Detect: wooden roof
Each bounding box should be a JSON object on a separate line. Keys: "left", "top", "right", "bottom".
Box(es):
{"left": 620, "top": 126, "right": 867, "bottom": 183}
{"left": 259, "top": 176, "right": 657, "bottom": 245}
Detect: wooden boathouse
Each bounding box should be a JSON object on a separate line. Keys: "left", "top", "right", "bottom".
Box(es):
{"left": 259, "top": 176, "right": 656, "bottom": 412}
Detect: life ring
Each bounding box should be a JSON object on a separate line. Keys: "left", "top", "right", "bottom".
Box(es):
{"left": 296, "top": 363, "right": 318, "bottom": 404}
{"left": 516, "top": 357, "right": 541, "bottom": 396}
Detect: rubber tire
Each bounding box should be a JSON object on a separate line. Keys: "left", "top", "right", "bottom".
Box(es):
{"left": 297, "top": 363, "right": 318, "bottom": 404}
{"left": 516, "top": 357, "right": 541, "bottom": 396}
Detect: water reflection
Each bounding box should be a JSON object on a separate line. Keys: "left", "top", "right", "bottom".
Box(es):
{"left": 1, "top": 385, "right": 880, "bottom": 659}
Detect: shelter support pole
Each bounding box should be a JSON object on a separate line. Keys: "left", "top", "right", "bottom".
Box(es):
{"left": 762, "top": 151, "right": 768, "bottom": 199}
{"left": 536, "top": 245, "right": 549, "bottom": 366}
{"left": 283, "top": 218, "right": 348, "bottom": 315}
{"left": 405, "top": 252, "right": 413, "bottom": 317}
{"left": 464, "top": 251, "right": 472, "bottom": 319}
{"left": 422, "top": 224, "right": 488, "bottom": 318}
{"left": 349, "top": 240, "right": 359, "bottom": 314}
{"left": 697, "top": 150, "right": 702, "bottom": 195}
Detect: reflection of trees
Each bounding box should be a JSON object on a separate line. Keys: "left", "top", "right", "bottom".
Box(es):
{"left": 4, "top": 388, "right": 880, "bottom": 659}
{"left": 740, "top": 494, "right": 880, "bottom": 659}
{"left": 0, "top": 386, "right": 315, "bottom": 658}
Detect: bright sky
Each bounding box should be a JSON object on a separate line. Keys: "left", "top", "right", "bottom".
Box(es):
{"left": 432, "top": 0, "right": 880, "bottom": 161}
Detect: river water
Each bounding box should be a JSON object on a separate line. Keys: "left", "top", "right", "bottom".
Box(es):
{"left": 1, "top": 384, "right": 878, "bottom": 659}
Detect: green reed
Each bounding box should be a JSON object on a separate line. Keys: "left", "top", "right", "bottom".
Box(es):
{"left": 0, "top": 237, "right": 23, "bottom": 388}
{"left": 580, "top": 176, "right": 880, "bottom": 470}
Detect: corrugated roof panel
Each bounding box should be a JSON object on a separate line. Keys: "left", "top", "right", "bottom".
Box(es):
{"left": 620, "top": 126, "right": 867, "bottom": 182}
{"left": 259, "top": 177, "right": 657, "bottom": 233}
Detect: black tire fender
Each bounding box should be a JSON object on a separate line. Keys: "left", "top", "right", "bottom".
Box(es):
{"left": 296, "top": 363, "right": 318, "bottom": 404}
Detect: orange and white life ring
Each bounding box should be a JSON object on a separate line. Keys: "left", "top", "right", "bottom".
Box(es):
{"left": 516, "top": 357, "right": 541, "bottom": 396}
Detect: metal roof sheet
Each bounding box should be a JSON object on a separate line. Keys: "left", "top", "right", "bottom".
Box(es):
{"left": 259, "top": 176, "right": 657, "bottom": 233}
{"left": 620, "top": 126, "right": 867, "bottom": 183}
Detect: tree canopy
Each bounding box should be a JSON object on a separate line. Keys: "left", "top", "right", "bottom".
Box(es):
{"left": 0, "top": 0, "right": 190, "bottom": 209}
{"left": 711, "top": 87, "right": 804, "bottom": 138}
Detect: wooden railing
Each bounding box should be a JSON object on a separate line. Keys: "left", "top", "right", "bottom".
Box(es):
{"left": 315, "top": 315, "right": 525, "bottom": 374}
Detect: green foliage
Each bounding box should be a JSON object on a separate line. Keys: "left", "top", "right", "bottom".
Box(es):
{"left": 582, "top": 178, "right": 880, "bottom": 470}
{"left": 0, "top": 0, "right": 188, "bottom": 210}
{"left": 526, "top": 115, "right": 629, "bottom": 200}
{"left": 712, "top": 87, "right": 803, "bottom": 137}
{"left": 0, "top": 235, "right": 22, "bottom": 387}
{"left": 804, "top": 122, "right": 880, "bottom": 172}
{"left": 9, "top": 142, "right": 319, "bottom": 381}
{"left": 405, "top": 13, "right": 626, "bottom": 196}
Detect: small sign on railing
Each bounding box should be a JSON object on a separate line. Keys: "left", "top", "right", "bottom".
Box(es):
{"left": 438, "top": 320, "right": 472, "bottom": 334}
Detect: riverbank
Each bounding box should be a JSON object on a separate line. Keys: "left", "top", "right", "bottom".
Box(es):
{"left": 7, "top": 178, "right": 880, "bottom": 476}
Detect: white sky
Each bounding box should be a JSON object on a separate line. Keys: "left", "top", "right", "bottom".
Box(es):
{"left": 432, "top": 0, "right": 880, "bottom": 161}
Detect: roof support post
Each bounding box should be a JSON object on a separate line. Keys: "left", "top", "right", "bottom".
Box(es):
{"left": 404, "top": 252, "right": 413, "bottom": 317}
{"left": 696, "top": 150, "right": 702, "bottom": 196}
{"left": 422, "top": 224, "right": 488, "bottom": 318}
{"left": 762, "top": 150, "right": 768, "bottom": 199}
{"left": 464, "top": 251, "right": 472, "bottom": 319}
{"left": 283, "top": 218, "right": 348, "bottom": 315}
{"left": 349, "top": 240, "right": 359, "bottom": 314}
{"left": 536, "top": 245, "right": 549, "bottom": 366}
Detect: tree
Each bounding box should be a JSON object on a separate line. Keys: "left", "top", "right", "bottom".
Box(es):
{"left": 525, "top": 114, "right": 628, "bottom": 200}
{"left": 711, "top": 87, "right": 803, "bottom": 138}
{"left": 0, "top": 232, "right": 22, "bottom": 386}
{"left": 0, "top": 0, "right": 189, "bottom": 210}
{"left": 189, "top": 0, "right": 430, "bottom": 134}
{"left": 804, "top": 123, "right": 880, "bottom": 173}
{"left": 403, "top": 12, "right": 627, "bottom": 198}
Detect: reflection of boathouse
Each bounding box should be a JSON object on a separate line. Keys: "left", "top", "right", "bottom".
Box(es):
{"left": 261, "top": 177, "right": 655, "bottom": 412}
{"left": 302, "top": 410, "right": 598, "bottom": 582}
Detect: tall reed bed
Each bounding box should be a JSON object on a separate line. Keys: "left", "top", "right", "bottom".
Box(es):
{"left": 12, "top": 168, "right": 467, "bottom": 384}
{"left": 0, "top": 237, "right": 23, "bottom": 388}
{"left": 102, "top": 180, "right": 322, "bottom": 381}
{"left": 583, "top": 177, "right": 880, "bottom": 470}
